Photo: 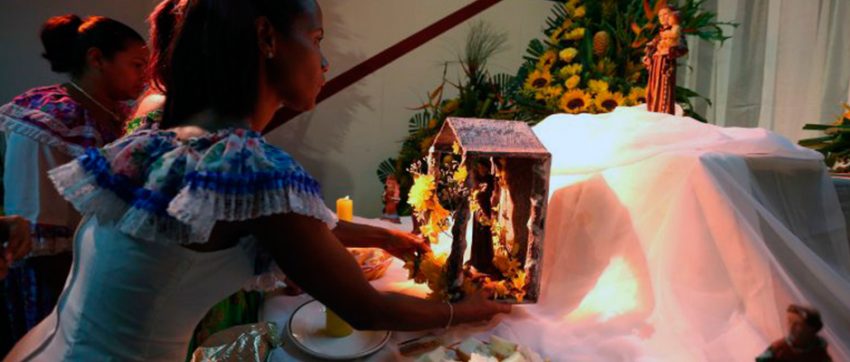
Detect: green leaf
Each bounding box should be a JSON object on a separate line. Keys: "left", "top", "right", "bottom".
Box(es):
{"left": 408, "top": 111, "right": 432, "bottom": 134}
{"left": 377, "top": 158, "right": 397, "bottom": 183}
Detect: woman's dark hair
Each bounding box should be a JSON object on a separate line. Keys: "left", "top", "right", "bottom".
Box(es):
{"left": 40, "top": 14, "right": 145, "bottom": 76}
{"left": 148, "top": 0, "right": 181, "bottom": 92}
{"left": 161, "top": 0, "right": 310, "bottom": 128}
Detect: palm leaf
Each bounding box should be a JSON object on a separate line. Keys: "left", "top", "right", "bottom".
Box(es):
{"left": 408, "top": 111, "right": 432, "bottom": 134}
{"left": 377, "top": 158, "right": 397, "bottom": 183}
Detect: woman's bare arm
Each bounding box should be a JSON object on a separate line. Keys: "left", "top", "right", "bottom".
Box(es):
{"left": 250, "top": 213, "right": 510, "bottom": 331}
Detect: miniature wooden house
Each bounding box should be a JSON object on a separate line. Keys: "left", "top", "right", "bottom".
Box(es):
{"left": 430, "top": 117, "right": 551, "bottom": 303}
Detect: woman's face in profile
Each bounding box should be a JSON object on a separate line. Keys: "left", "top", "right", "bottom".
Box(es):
{"left": 269, "top": 0, "right": 328, "bottom": 112}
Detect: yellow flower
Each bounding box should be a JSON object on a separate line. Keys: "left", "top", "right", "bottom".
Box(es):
{"left": 573, "top": 5, "right": 586, "bottom": 18}
{"left": 408, "top": 174, "right": 435, "bottom": 213}
{"left": 559, "top": 89, "right": 592, "bottom": 114}
{"left": 565, "top": 27, "right": 586, "bottom": 41}
{"left": 493, "top": 253, "right": 520, "bottom": 274}
{"left": 594, "top": 91, "right": 624, "bottom": 113}
{"left": 524, "top": 68, "right": 553, "bottom": 90}
{"left": 559, "top": 47, "right": 578, "bottom": 63}
{"left": 537, "top": 50, "right": 557, "bottom": 69}
{"left": 535, "top": 86, "right": 563, "bottom": 101}
{"left": 626, "top": 87, "right": 646, "bottom": 106}
{"left": 625, "top": 61, "right": 644, "bottom": 83}
{"left": 549, "top": 27, "right": 565, "bottom": 43}
{"left": 587, "top": 79, "right": 609, "bottom": 94}
{"left": 453, "top": 165, "right": 468, "bottom": 184}
{"left": 595, "top": 57, "right": 617, "bottom": 76}
{"left": 565, "top": 75, "right": 580, "bottom": 89}
{"left": 512, "top": 270, "right": 528, "bottom": 291}
{"left": 427, "top": 118, "right": 438, "bottom": 130}
{"left": 559, "top": 63, "right": 583, "bottom": 78}
{"left": 441, "top": 99, "right": 459, "bottom": 115}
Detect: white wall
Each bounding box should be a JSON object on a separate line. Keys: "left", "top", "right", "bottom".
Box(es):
{"left": 0, "top": 0, "right": 158, "bottom": 101}
{"left": 267, "top": 0, "right": 554, "bottom": 217}
{"left": 0, "top": 0, "right": 559, "bottom": 218}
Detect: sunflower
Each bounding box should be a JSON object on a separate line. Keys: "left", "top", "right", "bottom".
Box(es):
{"left": 564, "top": 75, "right": 580, "bottom": 89}
{"left": 524, "top": 68, "right": 553, "bottom": 91}
{"left": 548, "top": 19, "right": 574, "bottom": 42}
{"left": 559, "top": 63, "right": 583, "bottom": 78}
{"left": 559, "top": 89, "right": 592, "bottom": 114}
{"left": 565, "top": 27, "right": 586, "bottom": 41}
{"left": 535, "top": 86, "right": 563, "bottom": 101}
{"left": 626, "top": 87, "right": 646, "bottom": 105}
{"left": 548, "top": 26, "right": 566, "bottom": 43}
{"left": 587, "top": 79, "right": 609, "bottom": 94}
{"left": 594, "top": 91, "right": 624, "bottom": 112}
{"left": 559, "top": 47, "right": 578, "bottom": 63}
{"left": 537, "top": 50, "right": 557, "bottom": 69}
{"left": 408, "top": 174, "right": 435, "bottom": 213}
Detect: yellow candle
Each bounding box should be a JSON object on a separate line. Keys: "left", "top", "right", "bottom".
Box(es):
{"left": 328, "top": 196, "right": 354, "bottom": 338}
{"left": 324, "top": 308, "right": 354, "bottom": 338}
{"left": 336, "top": 196, "right": 353, "bottom": 222}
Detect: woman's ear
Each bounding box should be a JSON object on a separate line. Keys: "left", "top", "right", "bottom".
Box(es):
{"left": 256, "top": 16, "right": 276, "bottom": 59}
{"left": 85, "top": 47, "right": 105, "bottom": 72}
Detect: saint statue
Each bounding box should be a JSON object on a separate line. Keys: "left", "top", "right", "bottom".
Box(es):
{"left": 381, "top": 174, "right": 402, "bottom": 223}
{"left": 644, "top": 6, "right": 688, "bottom": 114}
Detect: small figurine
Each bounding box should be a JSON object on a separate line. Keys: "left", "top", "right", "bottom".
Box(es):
{"left": 755, "top": 304, "right": 832, "bottom": 362}
{"left": 381, "top": 174, "right": 402, "bottom": 223}
{"left": 644, "top": 6, "right": 688, "bottom": 115}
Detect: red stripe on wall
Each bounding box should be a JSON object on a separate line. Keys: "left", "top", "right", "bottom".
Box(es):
{"left": 263, "top": 0, "right": 502, "bottom": 134}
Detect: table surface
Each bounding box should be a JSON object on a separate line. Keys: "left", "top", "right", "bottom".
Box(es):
{"left": 263, "top": 216, "right": 451, "bottom": 362}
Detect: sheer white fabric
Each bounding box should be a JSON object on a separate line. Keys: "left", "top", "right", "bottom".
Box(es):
{"left": 414, "top": 107, "right": 850, "bottom": 361}
{"left": 491, "top": 107, "right": 850, "bottom": 360}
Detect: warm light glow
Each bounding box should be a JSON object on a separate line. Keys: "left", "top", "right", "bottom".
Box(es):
{"left": 388, "top": 279, "right": 432, "bottom": 298}
{"left": 565, "top": 257, "right": 640, "bottom": 322}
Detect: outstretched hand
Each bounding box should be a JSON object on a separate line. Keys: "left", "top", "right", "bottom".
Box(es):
{"left": 381, "top": 229, "right": 431, "bottom": 260}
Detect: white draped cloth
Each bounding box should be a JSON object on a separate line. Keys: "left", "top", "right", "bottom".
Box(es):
{"left": 500, "top": 106, "right": 850, "bottom": 361}
{"left": 266, "top": 106, "right": 850, "bottom": 361}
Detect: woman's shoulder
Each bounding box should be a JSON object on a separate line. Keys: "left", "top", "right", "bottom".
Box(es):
{"left": 48, "top": 127, "right": 336, "bottom": 244}
{"left": 0, "top": 84, "right": 117, "bottom": 155}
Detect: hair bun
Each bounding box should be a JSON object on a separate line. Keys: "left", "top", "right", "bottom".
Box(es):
{"left": 40, "top": 14, "right": 83, "bottom": 73}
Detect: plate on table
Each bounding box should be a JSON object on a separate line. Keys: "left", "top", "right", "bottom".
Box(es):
{"left": 287, "top": 299, "right": 391, "bottom": 360}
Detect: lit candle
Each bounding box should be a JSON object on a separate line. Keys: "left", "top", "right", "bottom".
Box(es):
{"left": 324, "top": 307, "right": 353, "bottom": 338}
{"left": 336, "top": 196, "right": 353, "bottom": 222}
{"left": 327, "top": 196, "right": 354, "bottom": 337}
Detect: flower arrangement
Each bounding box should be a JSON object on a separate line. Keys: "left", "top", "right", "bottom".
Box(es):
{"left": 404, "top": 144, "right": 530, "bottom": 302}
{"left": 799, "top": 103, "right": 850, "bottom": 172}
{"left": 511, "top": 0, "right": 733, "bottom": 123}
{"left": 377, "top": 22, "right": 516, "bottom": 216}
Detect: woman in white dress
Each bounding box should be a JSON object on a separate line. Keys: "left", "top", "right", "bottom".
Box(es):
{"left": 0, "top": 14, "right": 148, "bottom": 356}
{"left": 5, "top": 0, "right": 510, "bottom": 360}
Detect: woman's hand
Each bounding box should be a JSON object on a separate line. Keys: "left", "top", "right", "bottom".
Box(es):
{"left": 452, "top": 290, "right": 512, "bottom": 326}
{"left": 381, "top": 229, "right": 430, "bottom": 260}
{"left": 0, "top": 216, "right": 32, "bottom": 279}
